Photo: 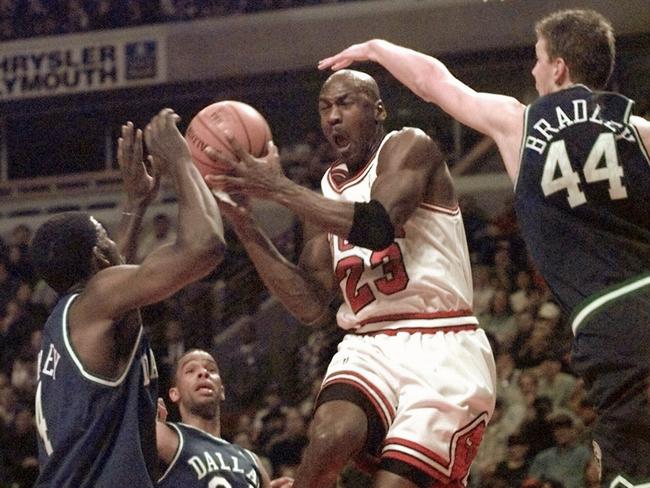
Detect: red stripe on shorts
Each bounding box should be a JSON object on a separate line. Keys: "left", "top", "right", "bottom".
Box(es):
{"left": 359, "top": 324, "right": 477, "bottom": 336}
{"left": 322, "top": 371, "right": 395, "bottom": 429}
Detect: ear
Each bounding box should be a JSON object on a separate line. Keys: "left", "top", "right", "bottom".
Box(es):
{"left": 92, "top": 245, "right": 111, "bottom": 269}
{"left": 169, "top": 386, "right": 180, "bottom": 403}
{"left": 553, "top": 57, "right": 570, "bottom": 86}
{"left": 219, "top": 384, "right": 225, "bottom": 402}
{"left": 375, "top": 100, "right": 387, "bottom": 123}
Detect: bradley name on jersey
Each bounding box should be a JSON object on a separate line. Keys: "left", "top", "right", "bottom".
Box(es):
{"left": 525, "top": 97, "right": 636, "bottom": 155}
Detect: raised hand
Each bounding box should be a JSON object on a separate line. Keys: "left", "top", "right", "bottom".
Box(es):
{"left": 203, "top": 131, "right": 286, "bottom": 201}
{"left": 144, "top": 108, "right": 192, "bottom": 168}
{"left": 318, "top": 40, "right": 375, "bottom": 71}
{"left": 118, "top": 121, "right": 160, "bottom": 207}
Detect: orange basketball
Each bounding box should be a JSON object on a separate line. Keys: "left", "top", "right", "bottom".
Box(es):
{"left": 185, "top": 100, "right": 272, "bottom": 177}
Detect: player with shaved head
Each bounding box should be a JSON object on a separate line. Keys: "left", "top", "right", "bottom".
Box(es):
{"left": 203, "top": 69, "right": 496, "bottom": 487}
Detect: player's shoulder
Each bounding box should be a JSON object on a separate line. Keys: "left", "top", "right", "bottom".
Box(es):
{"left": 384, "top": 127, "right": 439, "bottom": 152}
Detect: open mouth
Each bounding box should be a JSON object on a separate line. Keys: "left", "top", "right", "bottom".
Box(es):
{"left": 333, "top": 133, "right": 350, "bottom": 150}
{"left": 196, "top": 384, "right": 215, "bottom": 395}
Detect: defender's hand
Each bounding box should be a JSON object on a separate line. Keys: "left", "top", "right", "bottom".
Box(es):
{"left": 318, "top": 40, "right": 375, "bottom": 71}
{"left": 144, "top": 108, "right": 192, "bottom": 168}
{"left": 118, "top": 121, "right": 160, "bottom": 206}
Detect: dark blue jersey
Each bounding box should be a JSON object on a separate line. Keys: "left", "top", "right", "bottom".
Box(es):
{"left": 158, "top": 423, "right": 263, "bottom": 488}
{"left": 515, "top": 85, "right": 650, "bottom": 332}
{"left": 35, "top": 293, "right": 159, "bottom": 487}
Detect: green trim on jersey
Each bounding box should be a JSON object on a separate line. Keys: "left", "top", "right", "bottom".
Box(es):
{"left": 571, "top": 272, "right": 650, "bottom": 335}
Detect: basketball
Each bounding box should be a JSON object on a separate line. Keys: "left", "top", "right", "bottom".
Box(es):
{"left": 185, "top": 100, "right": 272, "bottom": 177}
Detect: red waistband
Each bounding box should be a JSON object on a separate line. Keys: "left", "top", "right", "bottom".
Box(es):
{"left": 356, "top": 324, "right": 478, "bottom": 336}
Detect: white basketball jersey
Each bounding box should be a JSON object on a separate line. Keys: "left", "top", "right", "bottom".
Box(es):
{"left": 321, "top": 132, "right": 477, "bottom": 333}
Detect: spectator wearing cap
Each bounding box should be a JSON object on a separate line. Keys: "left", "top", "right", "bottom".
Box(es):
{"left": 527, "top": 413, "right": 591, "bottom": 488}
{"left": 536, "top": 351, "right": 578, "bottom": 410}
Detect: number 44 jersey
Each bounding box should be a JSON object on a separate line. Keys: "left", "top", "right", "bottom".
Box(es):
{"left": 516, "top": 85, "right": 650, "bottom": 325}
{"left": 321, "top": 131, "right": 477, "bottom": 334}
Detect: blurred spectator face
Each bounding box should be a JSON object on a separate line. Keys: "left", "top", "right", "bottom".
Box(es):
{"left": 233, "top": 431, "right": 254, "bottom": 450}
{"left": 515, "top": 270, "right": 531, "bottom": 290}
{"left": 164, "top": 319, "right": 183, "bottom": 342}
{"left": 495, "top": 352, "right": 515, "bottom": 378}
{"left": 539, "top": 357, "right": 562, "bottom": 378}
{"left": 491, "top": 289, "right": 510, "bottom": 314}
{"left": 284, "top": 408, "right": 306, "bottom": 437}
{"left": 518, "top": 371, "right": 538, "bottom": 396}
{"left": 552, "top": 423, "right": 577, "bottom": 447}
{"left": 14, "top": 408, "right": 34, "bottom": 434}
{"left": 515, "top": 310, "right": 535, "bottom": 333}
{"left": 236, "top": 413, "right": 253, "bottom": 434}
{"left": 506, "top": 436, "right": 529, "bottom": 461}
{"left": 15, "top": 281, "right": 33, "bottom": 304}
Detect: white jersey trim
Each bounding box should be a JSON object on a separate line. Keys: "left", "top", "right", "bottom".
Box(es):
{"left": 62, "top": 293, "right": 144, "bottom": 387}
{"left": 158, "top": 422, "right": 185, "bottom": 482}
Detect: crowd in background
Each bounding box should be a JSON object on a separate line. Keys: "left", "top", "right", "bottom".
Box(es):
{"left": 0, "top": 133, "right": 610, "bottom": 487}
{"left": 0, "top": 0, "right": 364, "bottom": 41}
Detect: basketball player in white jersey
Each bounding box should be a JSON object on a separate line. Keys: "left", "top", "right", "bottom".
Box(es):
{"left": 204, "top": 70, "right": 496, "bottom": 488}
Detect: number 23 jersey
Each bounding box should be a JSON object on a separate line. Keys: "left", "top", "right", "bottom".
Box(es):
{"left": 321, "top": 131, "right": 477, "bottom": 334}
{"left": 516, "top": 85, "right": 650, "bottom": 320}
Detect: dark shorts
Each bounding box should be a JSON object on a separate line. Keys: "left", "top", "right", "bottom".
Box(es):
{"left": 570, "top": 287, "right": 650, "bottom": 484}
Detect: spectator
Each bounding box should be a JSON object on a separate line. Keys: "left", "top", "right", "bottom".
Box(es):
{"left": 136, "top": 213, "right": 177, "bottom": 262}
{"left": 472, "top": 264, "right": 496, "bottom": 317}
{"left": 519, "top": 396, "right": 555, "bottom": 459}
{"left": 492, "top": 433, "right": 532, "bottom": 487}
{"left": 528, "top": 413, "right": 591, "bottom": 488}
{"left": 536, "top": 351, "right": 578, "bottom": 410}
{"left": 267, "top": 407, "right": 308, "bottom": 476}
{"left": 478, "top": 288, "right": 517, "bottom": 350}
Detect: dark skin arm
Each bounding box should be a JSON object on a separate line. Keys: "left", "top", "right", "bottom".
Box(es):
{"left": 114, "top": 122, "right": 161, "bottom": 264}
{"left": 206, "top": 127, "right": 453, "bottom": 238}
{"left": 219, "top": 194, "right": 336, "bottom": 325}
{"left": 69, "top": 109, "right": 226, "bottom": 379}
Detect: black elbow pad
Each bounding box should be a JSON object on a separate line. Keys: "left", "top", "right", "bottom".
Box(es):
{"left": 347, "top": 200, "right": 395, "bottom": 251}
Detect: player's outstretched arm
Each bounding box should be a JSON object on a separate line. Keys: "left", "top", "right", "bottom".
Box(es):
{"left": 77, "top": 110, "right": 226, "bottom": 322}
{"left": 115, "top": 121, "right": 160, "bottom": 263}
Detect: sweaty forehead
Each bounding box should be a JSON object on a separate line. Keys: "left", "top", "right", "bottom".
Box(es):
{"left": 320, "top": 72, "right": 379, "bottom": 102}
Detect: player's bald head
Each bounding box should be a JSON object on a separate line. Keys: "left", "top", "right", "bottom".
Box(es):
{"left": 321, "top": 69, "right": 381, "bottom": 103}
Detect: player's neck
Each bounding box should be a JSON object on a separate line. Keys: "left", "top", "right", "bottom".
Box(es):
{"left": 184, "top": 413, "right": 221, "bottom": 438}
{"left": 346, "top": 128, "right": 385, "bottom": 174}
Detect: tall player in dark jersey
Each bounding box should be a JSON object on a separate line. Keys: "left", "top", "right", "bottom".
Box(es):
{"left": 156, "top": 349, "right": 289, "bottom": 488}
{"left": 320, "top": 8, "right": 650, "bottom": 487}
{"left": 31, "top": 109, "right": 225, "bottom": 488}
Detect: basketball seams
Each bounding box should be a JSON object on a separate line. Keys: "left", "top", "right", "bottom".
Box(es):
{"left": 193, "top": 112, "right": 234, "bottom": 171}
{"left": 227, "top": 102, "right": 254, "bottom": 155}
